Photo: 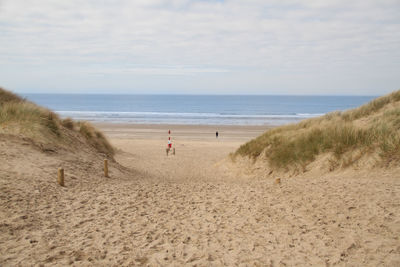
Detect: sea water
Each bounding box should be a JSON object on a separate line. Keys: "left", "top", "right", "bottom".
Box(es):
{"left": 22, "top": 94, "right": 376, "bottom": 126}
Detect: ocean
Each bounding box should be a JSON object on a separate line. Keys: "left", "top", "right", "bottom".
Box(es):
{"left": 23, "top": 94, "right": 376, "bottom": 126}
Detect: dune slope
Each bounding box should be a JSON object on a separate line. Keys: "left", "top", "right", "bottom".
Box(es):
{"left": 0, "top": 88, "right": 114, "bottom": 158}
{"left": 234, "top": 90, "right": 400, "bottom": 175}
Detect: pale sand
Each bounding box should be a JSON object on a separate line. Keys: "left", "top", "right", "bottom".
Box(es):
{"left": 99, "top": 123, "right": 269, "bottom": 183}
{"left": 1, "top": 123, "right": 399, "bottom": 266}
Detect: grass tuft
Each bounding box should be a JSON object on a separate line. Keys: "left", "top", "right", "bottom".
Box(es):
{"left": 61, "top": 117, "right": 75, "bottom": 130}
{"left": 77, "top": 121, "right": 115, "bottom": 156}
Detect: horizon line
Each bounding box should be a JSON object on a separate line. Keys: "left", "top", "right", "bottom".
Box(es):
{"left": 19, "top": 92, "right": 380, "bottom": 97}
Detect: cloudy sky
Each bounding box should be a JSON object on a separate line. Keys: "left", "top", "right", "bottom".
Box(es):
{"left": 0, "top": 0, "right": 399, "bottom": 95}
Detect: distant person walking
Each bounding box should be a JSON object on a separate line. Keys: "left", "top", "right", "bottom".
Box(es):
{"left": 166, "top": 134, "right": 172, "bottom": 156}
{"left": 216, "top": 131, "right": 219, "bottom": 138}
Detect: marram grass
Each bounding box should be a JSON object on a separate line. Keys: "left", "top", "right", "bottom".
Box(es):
{"left": 0, "top": 87, "right": 114, "bottom": 156}
{"left": 235, "top": 90, "right": 400, "bottom": 170}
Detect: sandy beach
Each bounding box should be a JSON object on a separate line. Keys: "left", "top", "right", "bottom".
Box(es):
{"left": 2, "top": 0, "right": 399, "bottom": 264}
{"left": 1, "top": 123, "right": 399, "bottom": 266}
{"left": 98, "top": 123, "right": 269, "bottom": 183}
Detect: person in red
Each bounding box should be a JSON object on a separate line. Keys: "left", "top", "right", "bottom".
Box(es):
{"left": 168, "top": 137, "right": 172, "bottom": 148}
{"left": 168, "top": 130, "right": 171, "bottom": 134}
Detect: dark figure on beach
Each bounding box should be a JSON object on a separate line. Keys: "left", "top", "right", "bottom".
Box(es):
{"left": 216, "top": 131, "right": 219, "bottom": 138}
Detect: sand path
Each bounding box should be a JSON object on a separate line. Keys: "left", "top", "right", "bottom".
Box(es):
{"left": 1, "top": 125, "right": 399, "bottom": 266}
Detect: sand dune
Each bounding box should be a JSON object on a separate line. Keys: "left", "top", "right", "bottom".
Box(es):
{"left": 1, "top": 124, "right": 399, "bottom": 266}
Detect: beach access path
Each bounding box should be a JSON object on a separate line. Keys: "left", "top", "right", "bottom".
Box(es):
{"left": 0, "top": 123, "right": 399, "bottom": 266}
{"left": 101, "top": 123, "right": 400, "bottom": 266}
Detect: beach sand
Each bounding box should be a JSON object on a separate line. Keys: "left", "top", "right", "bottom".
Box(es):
{"left": 97, "top": 123, "right": 268, "bottom": 183}
{"left": 1, "top": 123, "right": 399, "bottom": 266}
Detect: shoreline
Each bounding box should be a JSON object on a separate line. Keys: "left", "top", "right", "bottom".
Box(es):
{"left": 94, "top": 122, "right": 271, "bottom": 141}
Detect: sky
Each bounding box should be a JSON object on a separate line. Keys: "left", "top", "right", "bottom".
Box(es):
{"left": 0, "top": 0, "right": 399, "bottom": 95}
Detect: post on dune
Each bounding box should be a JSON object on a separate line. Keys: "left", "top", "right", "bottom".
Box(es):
{"left": 57, "top": 168, "right": 64, "bottom": 186}
{"left": 104, "top": 159, "right": 109, "bottom": 177}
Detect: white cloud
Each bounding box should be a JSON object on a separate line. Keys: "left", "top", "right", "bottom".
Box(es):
{"left": 88, "top": 66, "right": 229, "bottom": 76}
{"left": 0, "top": 0, "right": 399, "bottom": 94}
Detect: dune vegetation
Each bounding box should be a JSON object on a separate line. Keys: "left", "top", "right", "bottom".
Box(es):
{"left": 0, "top": 87, "right": 114, "bottom": 157}
{"left": 235, "top": 90, "right": 400, "bottom": 171}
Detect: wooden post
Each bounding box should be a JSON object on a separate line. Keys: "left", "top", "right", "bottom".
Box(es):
{"left": 275, "top": 178, "right": 281, "bottom": 185}
{"left": 166, "top": 148, "right": 169, "bottom": 156}
{"left": 173, "top": 148, "right": 175, "bottom": 155}
{"left": 58, "top": 168, "right": 64, "bottom": 186}
{"left": 104, "top": 159, "right": 109, "bottom": 177}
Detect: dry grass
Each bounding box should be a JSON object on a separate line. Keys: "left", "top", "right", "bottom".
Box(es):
{"left": 0, "top": 87, "right": 24, "bottom": 105}
{"left": 235, "top": 90, "right": 400, "bottom": 171}
{"left": 76, "top": 121, "right": 114, "bottom": 156}
{"left": 342, "top": 90, "right": 400, "bottom": 121}
{"left": 0, "top": 101, "right": 61, "bottom": 137}
{"left": 61, "top": 117, "right": 75, "bottom": 130}
{"left": 0, "top": 88, "right": 114, "bottom": 157}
